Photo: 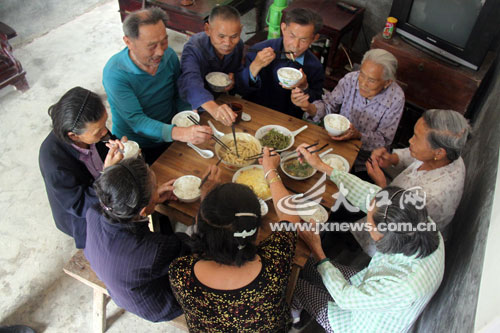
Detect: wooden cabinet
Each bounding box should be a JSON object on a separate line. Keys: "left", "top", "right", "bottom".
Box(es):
{"left": 118, "top": 0, "right": 254, "bottom": 34}
{"left": 371, "top": 33, "right": 495, "bottom": 115}
{"left": 371, "top": 33, "right": 495, "bottom": 147}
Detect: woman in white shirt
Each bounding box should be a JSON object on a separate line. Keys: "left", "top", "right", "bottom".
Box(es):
{"left": 358, "top": 109, "right": 470, "bottom": 254}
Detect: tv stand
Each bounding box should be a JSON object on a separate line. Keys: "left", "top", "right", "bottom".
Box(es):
{"left": 399, "top": 34, "right": 460, "bottom": 68}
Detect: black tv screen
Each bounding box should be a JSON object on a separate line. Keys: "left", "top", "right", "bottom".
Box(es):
{"left": 390, "top": 0, "right": 500, "bottom": 70}
{"left": 408, "top": 0, "right": 483, "bottom": 49}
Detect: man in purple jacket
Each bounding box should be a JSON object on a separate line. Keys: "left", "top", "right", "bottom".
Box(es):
{"left": 178, "top": 5, "right": 243, "bottom": 126}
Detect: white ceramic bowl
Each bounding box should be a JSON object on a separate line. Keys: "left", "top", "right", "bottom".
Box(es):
{"left": 232, "top": 165, "right": 272, "bottom": 201}
{"left": 205, "top": 72, "right": 231, "bottom": 92}
{"left": 173, "top": 175, "right": 202, "bottom": 203}
{"left": 171, "top": 111, "right": 200, "bottom": 128}
{"left": 277, "top": 67, "right": 303, "bottom": 88}
{"left": 255, "top": 125, "right": 294, "bottom": 152}
{"left": 299, "top": 203, "right": 329, "bottom": 223}
{"left": 324, "top": 114, "right": 350, "bottom": 137}
{"left": 321, "top": 154, "right": 350, "bottom": 172}
{"left": 122, "top": 141, "right": 140, "bottom": 159}
{"left": 215, "top": 132, "right": 262, "bottom": 171}
{"left": 280, "top": 153, "right": 317, "bottom": 181}
{"left": 259, "top": 198, "right": 269, "bottom": 216}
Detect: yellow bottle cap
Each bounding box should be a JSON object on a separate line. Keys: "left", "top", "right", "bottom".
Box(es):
{"left": 387, "top": 17, "right": 398, "bottom": 24}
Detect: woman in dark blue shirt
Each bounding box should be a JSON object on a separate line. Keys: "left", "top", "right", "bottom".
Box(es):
{"left": 39, "top": 87, "right": 124, "bottom": 248}
{"left": 84, "top": 158, "right": 190, "bottom": 322}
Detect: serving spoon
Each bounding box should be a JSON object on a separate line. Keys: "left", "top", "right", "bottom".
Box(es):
{"left": 187, "top": 142, "right": 214, "bottom": 159}
{"left": 207, "top": 120, "right": 224, "bottom": 138}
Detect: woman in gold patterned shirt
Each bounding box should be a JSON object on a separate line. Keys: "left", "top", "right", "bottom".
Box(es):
{"left": 168, "top": 148, "right": 300, "bottom": 332}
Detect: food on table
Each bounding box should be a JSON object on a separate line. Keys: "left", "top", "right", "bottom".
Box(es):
{"left": 325, "top": 115, "right": 349, "bottom": 132}
{"left": 172, "top": 112, "right": 197, "bottom": 127}
{"left": 219, "top": 138, "right": 260, "bottom": 166}
{"left": 206, "top": 72, "right": 231, "bottom": 87}
{"left": 322, "top": 155, "right": 347, "bottom": 172}
{"left": 277, "top": 67, "right": 302, "bottom": 81}
{"left": 259, "top": 128, "right": 291, "bottom": 150}
{"left": 122, "top": 141, "right": 140, "bottom": 159}
{"left": 235, "top": 168, "right": 271, "bottom": 200}
{"left": 173, "top": 176, "right": 201, "bottom": 200}
{"left": 283, "top": 159, "right": 315, "bottom": 178}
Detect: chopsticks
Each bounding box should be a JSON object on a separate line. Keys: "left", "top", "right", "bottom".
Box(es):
{"left": 244, "top": 148, "right": 278, "bottom": 160}
{"left": 309, "top": 143, "right": 329, "bottom": 154}
{"left": 247, "top": 48, "right": 294, "bottom": 55}
{"left": 199, "top": 158, "right": 222, "bottom": 188}
{"left": 231, "top": 124, "right": 239, "bottom": 157}
{"left": 187, "top": 115, "right": 231, "bottom": 152}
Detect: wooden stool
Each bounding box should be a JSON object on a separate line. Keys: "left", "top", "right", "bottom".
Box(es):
{"left": 63, "top": 250, "right": 188, "bottom": 333}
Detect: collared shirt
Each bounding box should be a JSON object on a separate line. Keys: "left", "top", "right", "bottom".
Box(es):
{"left": 103, "top": 47, "right": 191, "bottom": 148}
{"left": 84, "top": 207, "right": 189, "bottom": 322}
{"left": 178, "top": 32, "right": 243, "bottom": 110}
{"left": 320, "top": 169, "right": 445, "bottom": 333}
{"left": 236, "top": 37, "right": 324, "bottom": 119}
{"left": 71, "top": 143, "right": 104, "bottom": 179}
{"left": 391, "top": 148, "right": 465, "bottom": 236}
{"left": 308, "top": 71, "right": 405, "bottom": 169}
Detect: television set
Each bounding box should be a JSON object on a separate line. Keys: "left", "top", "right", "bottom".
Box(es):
{"left": 389, "top": 0, "right": 500, "bottom": 70}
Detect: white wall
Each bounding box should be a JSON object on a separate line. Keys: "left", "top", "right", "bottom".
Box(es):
{"left": 475, "top": 153, "right": 500, "bottom": 331}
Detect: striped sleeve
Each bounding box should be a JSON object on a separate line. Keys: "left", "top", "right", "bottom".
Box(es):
{"left": 329, "top": 169, "right": 381, "bottom": 213}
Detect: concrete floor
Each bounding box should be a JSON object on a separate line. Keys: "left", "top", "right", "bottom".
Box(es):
{"left": 0, "top": 2, "right": 326, "bottom": 332}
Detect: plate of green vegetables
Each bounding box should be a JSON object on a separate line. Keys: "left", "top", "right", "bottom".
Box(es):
{"left": 255, "top": 124, "right": 307, "bottom": 152}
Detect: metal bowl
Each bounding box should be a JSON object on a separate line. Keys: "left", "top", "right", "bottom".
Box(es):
{"left": 214, "top": 132, "right": 262, "bottom": 171}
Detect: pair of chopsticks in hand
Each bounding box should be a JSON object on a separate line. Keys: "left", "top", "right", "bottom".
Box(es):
{"left": 247, "top": 48, "right": 296, "bottom": 62}
{"left": 244, "top": 148, "right": 279, "bottom": 161}
{"left": 297, "top": 142, "right": 329, "bottom": 161}
{"left": 199, "top": 158, "right": 222, "bottom": 188}
{"left": 187, "top": 115, "right": 232, "bottom": 152}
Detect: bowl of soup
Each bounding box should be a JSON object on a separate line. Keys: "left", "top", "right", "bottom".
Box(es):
{"left": 280, "top": 153, "right": 317, "bottom": 180}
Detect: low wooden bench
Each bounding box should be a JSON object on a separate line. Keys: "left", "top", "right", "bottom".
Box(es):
{"left": 63, "top": 250, "right": 188, "bottom": 333}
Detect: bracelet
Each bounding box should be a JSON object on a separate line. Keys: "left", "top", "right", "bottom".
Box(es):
{"left": 268, "top": 174, "right": 282, "bottom": 185}
{"left": 264, "top": 168, "right": 278, "bottom": 180}
{"left": 315, "top": 257, "right": 330, "bottom": 267}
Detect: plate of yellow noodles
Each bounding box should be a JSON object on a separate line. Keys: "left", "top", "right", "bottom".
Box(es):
{"left": 232, "top": 165, "right": 272, "bottom": 201}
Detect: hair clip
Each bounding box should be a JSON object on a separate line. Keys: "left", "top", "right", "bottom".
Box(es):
{"left": 233, "top": 228, "right": 257, "bottom": 238}
{"left": 235, "top": 213, "right": 257, "bottom": 218}
{"left": 70, "top": 91, "right": 91, "bottom": 133}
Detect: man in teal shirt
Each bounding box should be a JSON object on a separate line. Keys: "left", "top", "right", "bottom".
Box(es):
{"left": 103, "top": 8, "right": 212, "bottom": 164}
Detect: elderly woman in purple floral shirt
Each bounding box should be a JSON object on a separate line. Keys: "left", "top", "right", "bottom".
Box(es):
{"left": 291, "top": 49, "right": 405, "bottom": 173}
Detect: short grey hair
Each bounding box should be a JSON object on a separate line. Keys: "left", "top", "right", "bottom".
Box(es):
{"left": 422, "top": 109, "right": 471, "bottom": 161}
{"left": 372, "top": 186, "right": 439, "bottom": 258}
{"left": 208, "top": 5, "right": 240, "bottom": 24}
{"left": 362, "top": 49, "right": 398, "bottom": 81}
{"left": 123, "top": 8, "right": 168, "bottom": 39}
